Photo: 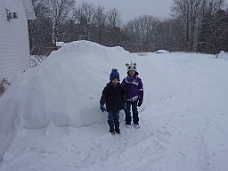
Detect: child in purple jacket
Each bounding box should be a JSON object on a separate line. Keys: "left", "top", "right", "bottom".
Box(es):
{"left": 121, "top": 62, "right": 144, "bottom": 128}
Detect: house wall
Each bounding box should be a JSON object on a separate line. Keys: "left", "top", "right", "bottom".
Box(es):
{"left": 0, "top": 0, "right": 31, "bottom": 81}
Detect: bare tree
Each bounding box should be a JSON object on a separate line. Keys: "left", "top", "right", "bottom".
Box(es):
{"left": 92, "top": 6, "right": 107, "bottom": 44}
{"left": 122, "top": 21, "right": 138, "bottom": 51}
{"left": 106, "top": 8, "right": 122, "bottom": 46}
{"left": 171, "top": 0, "right": 204, "bottom": 51}
{"left": 73, "top": 2, "right": 95, "bottom": 40}
{"left": 49, "top": 0, "right": 75, "bottom": 44}
{"left": 197, "top": 0, "right": 226, "bottom": 53}
{"left": 155, "top": 19, "right": 173, "bottom": 51}
{"left": 124, "top": 15, "right": 159, "bottom": 52}
{"left": 29, "top": 0, "right": 53, "bottom": 55}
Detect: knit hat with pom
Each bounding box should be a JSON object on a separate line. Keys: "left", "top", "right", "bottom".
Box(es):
{"left": 109, "top": 69, "right": 120, "bottom": 80}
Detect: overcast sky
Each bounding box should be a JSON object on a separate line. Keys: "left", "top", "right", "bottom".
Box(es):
{"left": 76, "top": 0, "right": 228, "bottom": 23}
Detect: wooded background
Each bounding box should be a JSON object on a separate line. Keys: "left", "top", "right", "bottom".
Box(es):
{"left": 29, "top": 0, "right": 228, "bottom": 55}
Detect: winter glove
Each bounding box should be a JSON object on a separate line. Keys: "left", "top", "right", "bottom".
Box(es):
{"left": 123, "top": 103, "right": 127, "bottom": 110}
{"left": 100, "top": 104, "right": 106, "bottom": 112}
{"left": 137, "top": 99, "right": 143, "bottom": 107}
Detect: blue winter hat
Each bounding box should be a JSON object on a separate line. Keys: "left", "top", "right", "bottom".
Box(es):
{"left": 110, "top": 69, "right": 120, "bottom": 80}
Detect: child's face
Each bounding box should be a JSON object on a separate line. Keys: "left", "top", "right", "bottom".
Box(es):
{"left": 129, "top": 70, "right": 136, "bottom": 77}
{"left": 111, "top": 78, "right": 119, "bottom": 86}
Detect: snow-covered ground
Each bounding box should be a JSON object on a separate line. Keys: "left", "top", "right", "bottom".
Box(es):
{"left": 0, "top": 41, "right": 228, "bottom": 171}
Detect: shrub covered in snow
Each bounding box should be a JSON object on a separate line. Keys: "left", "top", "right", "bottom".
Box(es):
{"left": 0, "top": 78, "right": 10, "bottom": 97}
{"left": 30, "top": 55, "right": 47, "bottom": 67}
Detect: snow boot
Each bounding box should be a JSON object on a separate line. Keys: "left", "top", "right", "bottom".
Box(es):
{"left": 109, "top": 129, "right": 115, "bottom": 134}
{"left": 109, "top": 124, "right": 115, "bottom": 134}
{"left": 134, "top": 123, "right": 140, "bottom": 129}
{"left": 114, "top": 123, "right": 120, "bottom": 134}
{"left": 125, "top": 122, "right": 131, "bottom": 128}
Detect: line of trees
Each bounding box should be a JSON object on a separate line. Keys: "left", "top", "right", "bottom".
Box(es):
{"left": 29, "top": 0, "right": 228, "bottom": 55}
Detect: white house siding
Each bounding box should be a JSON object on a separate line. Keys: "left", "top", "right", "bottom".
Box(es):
{"left": 0, "top": 0, "right": 31, "bottom": 81}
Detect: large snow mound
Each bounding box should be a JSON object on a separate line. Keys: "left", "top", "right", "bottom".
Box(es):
{"left": 0, "top": 41, "right": 133, "bottom": 132}
{"left": 0, "top": 41, "right": 188, "bottom": 134}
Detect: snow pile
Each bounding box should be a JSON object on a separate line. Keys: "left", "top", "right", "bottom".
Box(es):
{"left": 0, "top": 41, "right": 228, "bottom": 171}
{"left": 0, "top": 41, "right": 131, "bottom": 132}
{"left": 216, "top": 50, "right": 228, "bottom": 60}
{"left": 155, "top": 50, "right": 169, "bottom": 54}
{"left": 0, "top": 41, "right": 185, "bottom": 132}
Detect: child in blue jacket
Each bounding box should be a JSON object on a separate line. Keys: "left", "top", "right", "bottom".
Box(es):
{"left": 100, "top": 69, "right": 126, "bottom": 134}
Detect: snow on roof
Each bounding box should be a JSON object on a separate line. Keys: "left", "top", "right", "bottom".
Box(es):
{"left": 22, "top": 0, "right": 36, "bottom": 20}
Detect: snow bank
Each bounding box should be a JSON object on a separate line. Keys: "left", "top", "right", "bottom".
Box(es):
{"left": 217, "top": 50, "right": 228, "bottom": 60}
{"left": 0, "top": 41, "right": 133, "bottom": 158}
{"left": 0, "top": 41, "right": 131, "bottom": 132}
{"left": 0, "top": 41, "right": 187, "bottom": 133}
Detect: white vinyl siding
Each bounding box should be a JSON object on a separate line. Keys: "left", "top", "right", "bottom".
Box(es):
{"left": 0, "top": 0, "right": 31, "bottom": 81}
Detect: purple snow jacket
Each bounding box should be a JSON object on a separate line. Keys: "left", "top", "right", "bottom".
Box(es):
{"left": 121, "top": 75, "right": 144, "bottom": 105}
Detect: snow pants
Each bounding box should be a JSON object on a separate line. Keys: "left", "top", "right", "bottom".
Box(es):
{"left": 108, "top": 111, "right": 119, "bottom": 130}
{"left": 125, "top": 101, "right": 139, "bottom": 124}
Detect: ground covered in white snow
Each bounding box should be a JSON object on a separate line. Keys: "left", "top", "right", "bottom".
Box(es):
{"left": 0, "top": 41, "right": 228, "bottom": 171}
